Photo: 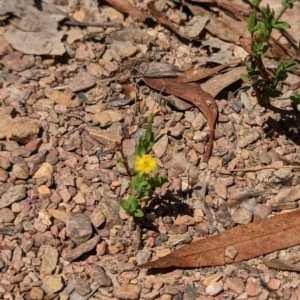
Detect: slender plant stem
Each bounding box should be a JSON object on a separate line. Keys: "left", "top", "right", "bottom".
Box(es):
{"left": 274, "top": 6, "right": 288, "bottom": 24}
{"left": 117, "top": 145, "right": 133, "bottom": 177}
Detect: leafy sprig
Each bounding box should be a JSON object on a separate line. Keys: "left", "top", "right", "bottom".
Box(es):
{"left": 242, "top": 0, "right": 299, "bottom": 105}
{"left": 120, "top": 114, "right": 168, "bottom": 218}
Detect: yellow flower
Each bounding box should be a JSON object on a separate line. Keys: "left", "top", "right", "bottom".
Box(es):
{"left": 135, "top": 154, "right": 157, "bottom": 174}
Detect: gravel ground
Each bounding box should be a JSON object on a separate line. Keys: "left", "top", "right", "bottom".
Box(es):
{"left": 1, "top": 0, "right": 300, "bottom": 299}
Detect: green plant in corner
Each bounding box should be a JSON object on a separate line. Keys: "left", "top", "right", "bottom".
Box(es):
{"left": 120, "top": 113, "right": 168, "bottom": 218}
{"left": 242, "top": 0, "right": 300, "bottom": 106}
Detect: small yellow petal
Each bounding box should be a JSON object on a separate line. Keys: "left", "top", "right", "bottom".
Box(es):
{"left": 134, "top": 154, "right": 157, "bottom": 174}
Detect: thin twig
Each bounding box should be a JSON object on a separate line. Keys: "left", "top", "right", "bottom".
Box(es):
{"left": 220, "top": 162, "right": 300, "bottom": 174}
{"left": 195, "top": 171, "right": 216, "bottom": 235}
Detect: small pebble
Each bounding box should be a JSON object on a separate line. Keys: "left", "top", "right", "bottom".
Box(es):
{"left": 205, "top": 282, "right": 223, "bottom": 296}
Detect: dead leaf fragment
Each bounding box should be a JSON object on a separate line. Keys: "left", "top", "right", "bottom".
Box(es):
{"left": 201, "top": 66, "right": 247, "bottom": 98}
{"left": 139, "top": 209, "right": 300, "bottom": 269}
{"left": 187, "top": 3, "right": 249, "bottom": 42}
{"left": 261, "top": 258, "right": 300, "bottom": 272}
{"left": 105, "top": 0, "right": 148, "bottom": 22}
{"left": 143, "top": 76, "right": 217, "bottom": 162}
{"left": 148, "top": 1, "right": 207, "bottom": 40}
{"left": 178, "top": 63, "right": 240, "bottom": 83}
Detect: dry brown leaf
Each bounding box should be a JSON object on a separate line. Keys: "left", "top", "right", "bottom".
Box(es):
{"left": 261, "top": 258, "right": 300, "bottom": 272}
{"left": 187, "top": 3, "right": 250, "bottom": 42}
{"left": 139, "top": 209, "right": 300, "bottom": 269}
{"left": 105, "top": 0, "right": 148, "bottom": 22}
{"left": 122, "top": 83, "right": 136, "bottom": 100}
{"left": 201, "top": 66, "right": 246, "bottom": 98}
{"left": 213, "top": 0, "right": 251, "bottom": 18}
{"left": 188, "top": 2, "right": 294, "bottom": 59}
{"left": 178, "top": 63, "right": 240, "bottom": 83}
{"left": 143, "top": 77, "right": 217, "bottom": 162}
{"left": 147, "top": 1, "right": 208, "bottom": 40}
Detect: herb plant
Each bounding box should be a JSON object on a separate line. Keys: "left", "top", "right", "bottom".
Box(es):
{"left": 242, "top": 0, "right": 299, "bottom": 105}
{"left": 120, "top": 114, "right": 168, "bottom": 218}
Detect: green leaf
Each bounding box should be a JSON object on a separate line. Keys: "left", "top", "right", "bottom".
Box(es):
{"left": 147, "top": 113, "right": 154, "bottom": 125}
{"left": 290, "top": 91, "right": 300, "bottom": 104}
{"left": 240, "top": 74, "right": 250, "bottom": 82}
{"left": 256, "top": 43, "right": 269, "bottom": 56}
{"left": 120, "top": 199, "right": 130, "bottom": 210}
{"left": 247, "top": 11, "right": 257, "bottom": 33}
{"left": 261, "top": 4, "right": 274, "bottom": 21}
{"left": 257, "top": 24, "right": 272, "bottom": 43}
{"left": 133, "top": 209, "right": 144, "bottom": 218}
{"left": 148, "top": 174, "right": 168, "bottom": 188}
{"left": 252, "top": 0, "right": 262, "bottom": 7}
{"left": 245, "top": 60, "right": 256, "bottom": 73}
{"left": 135, "top": 143, "right": 145, "bottom": 158}
{"left": 262, "top": 94, "right": 271, "bottom": 104}
{"left": 272, "top": 21, "right": 290, "bottom": 29}
{"left": 263, "top": 85, "right": 283, "bottom": 98}
{"left": 132, "top": 174, "right": 152, "bottom": 197}
{"left": 251, "top": 41, "right": 259, "bottom": 55}
{"left": 120, "top": 195, "right": 144, "bottom": 217}
{"left": 285, "top": 62, "right": 296, "bottom": 71}
{"left": 134, "top": 114, "right": 155, "bottom": 157}
{"left": 274, "top": 58, "right": 296, "bottom": 82}
{"left": 282, "top": 0, "right": 298, "bottom": 9}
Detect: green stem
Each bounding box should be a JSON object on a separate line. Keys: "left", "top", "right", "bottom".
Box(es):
{"left": 274, "top": 6, "right": 288, "bottom": 23}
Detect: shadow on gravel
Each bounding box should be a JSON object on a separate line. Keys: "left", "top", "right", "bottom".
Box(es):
{"left": 264, "top": 112, "right": 300, "bottom": 147}
{"left": 143, "top": 191, "right": 193, "bottom": 219}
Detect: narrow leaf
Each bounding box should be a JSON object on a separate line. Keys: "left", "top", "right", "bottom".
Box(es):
{"left": 240, "top": 74, "right": 250, "bottom": 82}
{"left": 120, "top": 199, "right": 130, "bottom": 210}
{"left": 139, "top": 209, "right": 300, "bottom": 269}
{"left": 272, "top": 22, "right": 291, "bottom": 29}
{"left": 134, "top": 209, "right": 144, "bottom": 218}
{"left": 247, "top": 11, "right": 257, "bottom": 33}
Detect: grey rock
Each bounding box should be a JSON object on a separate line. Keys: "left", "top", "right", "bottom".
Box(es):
{"left": 229, "top": 97, "right": 243, "bottom": 113}
{"left": 0, "top": 185, "right": 27, "bottom": 209}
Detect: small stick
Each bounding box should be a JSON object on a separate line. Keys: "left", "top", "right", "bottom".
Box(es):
{"left": 220, "top": 162, "right": 300, "bottom": 174}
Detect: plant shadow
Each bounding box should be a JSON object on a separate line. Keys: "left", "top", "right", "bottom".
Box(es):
{"left": 264, "top": 111, "right": 300, "bottom": 147}
{"left": 140, "top": 190, "right": 194, "bottom": 229}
